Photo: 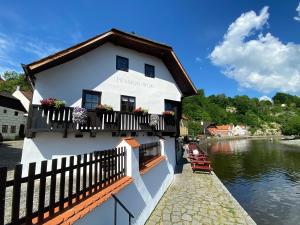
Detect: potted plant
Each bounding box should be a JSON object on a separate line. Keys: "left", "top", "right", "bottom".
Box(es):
{"left": 133, "top": 107, "right": 148, "bottom": 115}
{"left": 72, "top": 107, "right": 88, "bottom": 125}
{"left": 53, "top": 99, "right": 66, "bottom": 121}
{"left": 95, "top": 104, "right": 113, "bottom": 113}
{"left": 40, "top": 98, "right": 56, "bottom": 114}
{"left": 163, "top": 110, "right": 175, "bottom": 117}
{"left": 54, "top": 99, "right": 66, "bottom": 110}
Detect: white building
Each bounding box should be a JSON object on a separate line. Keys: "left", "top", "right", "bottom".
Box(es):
{"left": 21, "top": 29, "right": 196, "bottom": 225}
{"left": 232, "top": 125, "right": 248, "bottom": 136}
{"left": 12, "top": 86, "right": 33, "bottom": 113}
{"left": 0, "top": 93, "right": 27, "bottom": 140}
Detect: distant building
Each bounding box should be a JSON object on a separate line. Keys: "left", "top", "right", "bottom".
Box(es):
{"left": 232, "top": 125, "right": 248, "bottom": 136}
{"left": 206, "top": 124, "right": 248, "bottom": 137}
{"left": 0, "top": 93, "right": 27, "bottom": 140}
{"left": 206, "top": 124, "right": 233, "bottom": 137}
{"left": 12, "top": 86, "right": 33, "bottom": 112}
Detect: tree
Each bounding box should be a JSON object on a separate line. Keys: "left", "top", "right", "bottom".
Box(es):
{"left": 0, "top": 71, "right": 31, "bottom": 94}
{"left": 281, "top": 115, "right": 300, "bottom": 135}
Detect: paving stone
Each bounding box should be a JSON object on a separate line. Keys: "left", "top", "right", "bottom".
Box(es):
{"left": 145, "top": 158, "right": 256, "bottom": 225}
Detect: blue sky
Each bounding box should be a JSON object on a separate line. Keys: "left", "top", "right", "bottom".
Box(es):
{"left": 1, "top": 0, "right": 300, "bottom": 98}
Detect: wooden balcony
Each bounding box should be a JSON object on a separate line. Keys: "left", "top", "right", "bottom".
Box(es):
{"left": 27, "top": 105, "right": 177, "bottom": 138}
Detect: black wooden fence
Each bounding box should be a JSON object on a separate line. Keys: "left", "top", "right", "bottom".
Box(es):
{"left": 0, "top": 147, "right": 126, "bottom": 225}
{"left": 139, "top": 142, "right": 161, "bottom": 170}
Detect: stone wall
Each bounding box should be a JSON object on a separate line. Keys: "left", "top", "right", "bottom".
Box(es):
{"left": 0, "top": 106, "right": 27, "bottom": 140}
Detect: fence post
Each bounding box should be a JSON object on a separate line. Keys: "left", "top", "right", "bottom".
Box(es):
{"left": 160, "top": 138, "right": 165, "bottom": 157}
{"left": 0, "top": 167, "right": 7, "bottom": 225}
{"left": 117, "top": 138, "right": 140, "bottom": 179}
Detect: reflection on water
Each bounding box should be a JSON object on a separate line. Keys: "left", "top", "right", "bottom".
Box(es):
{"left": 206, "top": 139, "right": 300, "bottom": 225}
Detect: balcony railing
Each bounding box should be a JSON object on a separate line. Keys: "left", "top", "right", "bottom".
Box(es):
{"left": 27, "top": 105, "right": 177, "bottom": 137}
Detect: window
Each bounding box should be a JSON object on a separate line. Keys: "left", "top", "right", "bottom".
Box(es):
{"left": 10, "top": 126, "right": 16, "bottom": 133}
{"left": 82, "top": 90, "right": 101, "bottom": 110}
{"left": 14, "top": 111, "right": 18, "bottom": 116}
{"left": 121, "top": 95, "right": 136, "bottom": 112}
{"left": 2, "top": 125, "right": 8, "bottom": 133}
{"left": 145, "top": 64, "right": 155, "bottom": 78}
{"left": 116, "top": 56, "right": 129, "bottom": 72}
{"left": 165, "top": 100, "right": 178, "bottom": 112}
{"left": 3, "top": 109, "right": 7, "bottom": 113}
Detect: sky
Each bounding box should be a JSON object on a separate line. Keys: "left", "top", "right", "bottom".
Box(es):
{"left": 0, "top": 0, "right": 300, "bottom": 99}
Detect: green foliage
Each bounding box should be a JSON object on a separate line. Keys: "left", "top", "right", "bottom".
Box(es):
{"left": 183, "top": 89, "right": 300, "bottom": 135}
{"left": 273, "top": 92, "right": 300, "bottom": 107}
{"left": 0, "top": 71, "right": 31, "bottom": 94}
{"left": 281, "top": 115, "right": 300, "bottom": 135}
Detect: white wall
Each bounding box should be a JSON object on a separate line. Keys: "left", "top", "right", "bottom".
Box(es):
{"left": 75, "top": 137, "right": 176, "bottom": 225}
{"left": 21, "top": 132, "right": 173, "bottom": 166}
{"left": 32, "top": 43, "right": 182, "bottom": 114}
{"left": 0, "top": 106, "right": 26, "bottom": 140}
{"left": 12, "top": 89, "right": 31, "bottom": 112}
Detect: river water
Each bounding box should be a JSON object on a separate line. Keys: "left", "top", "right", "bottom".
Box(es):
{"left": 204, "top": 139, "right": 300, "bottom": 225}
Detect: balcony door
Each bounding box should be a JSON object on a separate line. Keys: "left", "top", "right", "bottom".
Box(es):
{"left": 164, "top": 99, "right": 181, "bottom": 117}
{"left": 164, "top": 99, "right": 181, "bottom": 134}
{"left": 120, "top": 95, "right": 136, "bottom": 112}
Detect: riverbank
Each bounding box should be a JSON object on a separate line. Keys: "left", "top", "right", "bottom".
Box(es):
{"left": 196, "top": 135, "right": 286, "bottom": 145}
{"left": 280, "top": 139, "right": 300, "bottom": 147}
{"left": 145, "top": 161, "right": 256, "bottom": 225}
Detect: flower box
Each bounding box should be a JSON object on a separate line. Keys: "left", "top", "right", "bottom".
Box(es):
{"left": 95, "top": 104, "right": 113, "bottom": 116}
{"left": 163, "top": 111, "right": 175, "bottom": 117}
{"left": 133, "top": 107, "right": 148, "bottom": 115}
{"left": 40, "top": 98, "right": 66, "bottom": 116}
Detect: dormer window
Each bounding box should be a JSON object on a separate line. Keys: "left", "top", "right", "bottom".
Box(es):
{"left": 145, "top": 64, "right": 155, "bottom": 78}
{"left": 116, "top": 56, "right": 129, "bottom": 72}
{"left": 82, "top": 90, "right": 101, "bottom": 110}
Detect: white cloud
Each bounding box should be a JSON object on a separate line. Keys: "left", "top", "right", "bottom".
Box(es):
{"left": 195, "top": 57, "right": 202, "bottom": 63}
{"left": 210, "top": 6, "right": 300, "bottom": 94}
{"left": 21, "top": 40, "right": 60, "bottom": 58}
{"left": 259, "top": 95, "right": 273, "bottom": 103}
{"left": 294, "top": 3, "right": 300, "bottom": 21}
{"left": 0, "top": 32, "right": 61, "bottom": 75}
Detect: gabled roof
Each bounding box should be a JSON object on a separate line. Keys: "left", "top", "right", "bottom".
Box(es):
{"left": 0, "top": 93, "right": 26, "bottom": 112}
{"left": 20, "top": 90, "right": 33, "bottom": 101}
{"left": 22, "top": 28, "right": 197, "bottom": 96}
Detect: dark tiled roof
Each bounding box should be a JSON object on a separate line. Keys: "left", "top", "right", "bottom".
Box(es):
{"left": 20, "top": 90, "right": 33, "bottom": 101}
{"left": 0, "top": 93, "right": 26, "bottom": 112}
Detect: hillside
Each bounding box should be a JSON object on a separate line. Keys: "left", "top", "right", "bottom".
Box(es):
{"left": 182, "top": 90, "right": 300, "bottom": 136}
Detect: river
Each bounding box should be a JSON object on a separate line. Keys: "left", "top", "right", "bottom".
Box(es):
{"left": 203, "top": 139, "right": 300, "bottom": 225}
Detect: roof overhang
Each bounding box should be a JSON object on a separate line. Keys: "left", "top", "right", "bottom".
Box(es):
{"left": 22, "top": 28, "right": 197, "bottom": 96}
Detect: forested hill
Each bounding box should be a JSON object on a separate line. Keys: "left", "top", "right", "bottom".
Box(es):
{"left": 182, "top": 90, "right": 300, "bottom": 136}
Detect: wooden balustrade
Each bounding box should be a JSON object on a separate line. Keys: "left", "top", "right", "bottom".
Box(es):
{"left": 26, "top": 105, "right": 177, "bottom": 138}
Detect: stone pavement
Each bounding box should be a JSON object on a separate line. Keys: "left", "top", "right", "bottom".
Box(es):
{"left": 145, "top": 161, "right": 256, "bottom": 225}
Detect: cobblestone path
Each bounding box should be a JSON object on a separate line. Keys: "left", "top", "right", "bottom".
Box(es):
{"left": 145, "top": 162, "right": 256, "bottom": 225}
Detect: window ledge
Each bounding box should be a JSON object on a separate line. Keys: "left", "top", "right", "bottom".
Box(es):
{"left": 139, "top": 156, "right": 166, "bottom": 176}
{"left": 37, "top": 176, "right": 133, "bottom": 225}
